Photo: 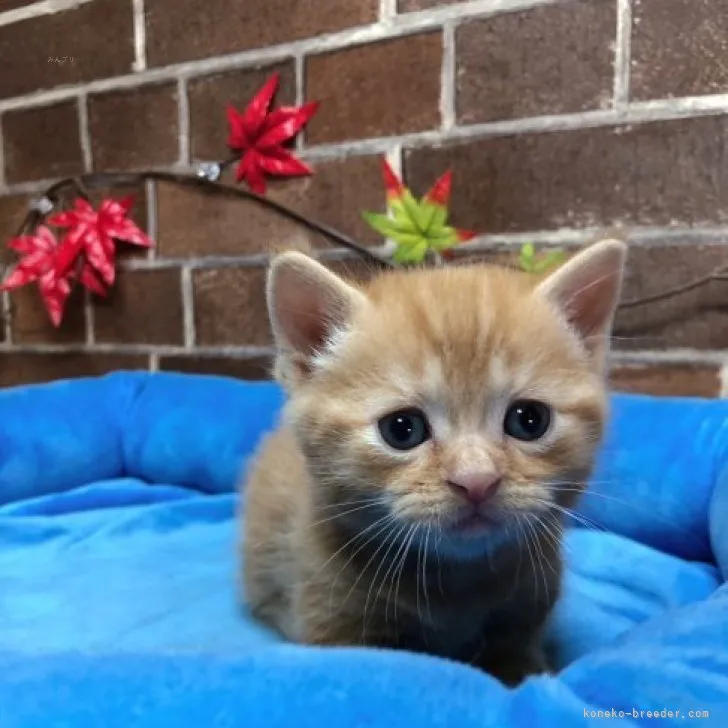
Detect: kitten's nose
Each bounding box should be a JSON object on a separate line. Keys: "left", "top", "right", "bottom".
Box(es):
{"left": 446, "top": 472, "right": 501, "bottom": 504}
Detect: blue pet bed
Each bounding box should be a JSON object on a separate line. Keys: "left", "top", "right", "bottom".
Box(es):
{"left": 0, "top": 371, "right": 726, "bottom": 726}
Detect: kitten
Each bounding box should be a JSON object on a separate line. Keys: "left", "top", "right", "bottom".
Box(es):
{"left": 241, "top": 239, "right": 626, "bottom": 685}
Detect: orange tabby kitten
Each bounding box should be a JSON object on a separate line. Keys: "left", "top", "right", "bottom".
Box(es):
{"left": 241, "top": 239, "right": 626, "bottom": 685}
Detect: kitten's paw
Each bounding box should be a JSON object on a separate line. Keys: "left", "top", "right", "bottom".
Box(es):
{"left": 479, "top": 650, "right": 550, "bottom": 687}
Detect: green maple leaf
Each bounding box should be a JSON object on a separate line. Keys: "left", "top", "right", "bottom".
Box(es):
{"left": 519, "top": 242, "right": 536, "bottom": 272}
{"left": 518, "top": 243, "right": 566, "bottom": 274}
{"left": 533, "top": 249, "right": 567, "bottom": 273}
{"left": 362, "top": 160, "right": 476, "bottom": 264}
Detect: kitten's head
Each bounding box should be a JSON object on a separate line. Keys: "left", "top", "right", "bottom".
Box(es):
{"left": 266, "top": 241, "right": 626, "bottom": 556}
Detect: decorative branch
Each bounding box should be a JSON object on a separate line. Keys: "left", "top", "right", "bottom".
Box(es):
{"left": 17, "top": 170, "right": 396, "bottom": 270}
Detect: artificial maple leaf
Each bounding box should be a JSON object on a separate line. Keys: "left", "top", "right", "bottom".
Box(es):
{"left": 50, "top": 196, "right": 152, "bottom": 286}
{"left": 77, "top": 261, "right": 108, "bottom": 296}
{"left": 227, "top": 72, "right": 319, "bottom": 195}
{"left": 518, "top": 242, "right": 567, "bottom": 274}
{"left": 362, "top": 159, "right": 476, "bottom": 264}
{"left": 0, "top": 226, "right": 72, "bottom": 327}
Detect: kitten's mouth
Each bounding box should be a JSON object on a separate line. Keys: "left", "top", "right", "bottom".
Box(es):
{"left": 448, "top": 510, "right": 496, "bottom": 535}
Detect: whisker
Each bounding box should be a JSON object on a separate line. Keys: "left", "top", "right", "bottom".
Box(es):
{"left": 385, "top": 523, "right": 415, "bottom": 627}
{"left": 511, "top": 519, "right": 524, "bottom": 591}
{"left": 422, "top": 523, "right": 432, "bottom": 625}
{"left": 435, "top": 520, "right": 445, "bottom": 599}
{"left": 519, "top": 515, "right": 539, "bottom": 613}
{"left": 393, "top": 525, "right": 418, "bottom": 626}
{"left": 367, "top": 522, "right": 408, "bottom": 633}
{"left": 538, "top": 511, "right": 571, "bottom": 557}
{"left": 307, "top": 500, "right": 386, "bottom": 530}
{"left": 415, "top": 533, "right": 425, "bottom": 640}
{"left": 530, "top": 513, "right": 563, "bottom": 580}
{"left": 551, "top": 485, "right": 703, "bottom": 542}
{"left": 341, "top": 515, "right": 399, "bottom": 614}
{"left": 313, "top": 497, "right": 384, "bottom": 511}
{"left": 303, "top": 512, "right": 393, "bottom": 613}
{"left": 500, "top": 517, "right": 524, "bottom": 604}
{"left": 541, "top": 500, "right": 609, "bottom": 534}
{"left": 524, "top": 516, "right": 549, "bottom": 605}
{"left": 330, "top": 514, "right": 398, "bottom": 594}
{"left": 356, "top": 527, "right": 402, "bottom": 644}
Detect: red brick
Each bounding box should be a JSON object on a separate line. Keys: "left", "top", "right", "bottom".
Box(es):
{"left": 0, "top": 196, "right": 30, "bottom": 265}
{"left": 614, "top": 243, "right": 728, "bottom": 351}
{"left": 609, "top": 364, "right": 720, "bottom": 399}
{"left": 404, "top": 115, "right": 728, "bottom": 234}
{"left": 306, "top": 33, "right": 442, "bottom": 145}
{"left": 324, "top": 258, "right": 381, "bottom": 285}
{"left": 0, "top": 353, "right": 148, "bottom": 388}
{"left": 444, "top": 248, "right": 523, "bottom": 270}
{"left": 0, "top": 0, "right": 134, "bottom": 100}
{"left": 456, "top": 1, "right": 616, "bottom": 124}
{"left": 88, "top": 84, "right": 179, "bottom": 172}
{"left": 398, "top": 0, "right": 464, "bottom": 9}
{"left": 189, "top": 61, "right": 296, "bottom": 162}
{"left": 10, "top": 285, "right": 86, "bottom": 345}
{"left": 0, "top": 0, "right": 36, "bottom": 9}
{"left": 193, "top": 267, "right": 270, "bottom": 346}
{"left": 93, "top": 269, "right": 183, "bottom": 345}
{"left": 632, "top": 0, "right": 728, "bottom": 100}
{"left": 145, "top": 0, "right": 379, "bottom": 66}
{"left": 159, "top": 355, "right": 273, "bottom": 380}
{"left": 3, "top": 101, "right": 83, "bottom": 184}
{"left": 155, "top": 155, "right": 386, "bottom": 257}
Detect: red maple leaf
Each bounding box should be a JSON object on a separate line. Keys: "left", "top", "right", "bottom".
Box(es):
{"left": 77, "top": 261, "right": 107, "bottom": 297}
{"left": 0, "top": 226, "right": 72, "bottom": 327}
{"left": 227, "top": 72, "right": 319, "bottom": 194}
{"left": 50, "top": 196, "right": 152, "bottom": 286}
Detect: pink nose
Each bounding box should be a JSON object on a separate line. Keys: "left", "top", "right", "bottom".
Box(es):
{"left": 446, "top": 472, "right": 501, "bottom": 504}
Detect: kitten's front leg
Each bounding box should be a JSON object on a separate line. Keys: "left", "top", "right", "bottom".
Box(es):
{"left": 300, "top": 616, "right": 398, "bottom": 650}
{"left": 474, "top": 636, "right": 550, "bottom": 686}
{"left": 295, "top": 581, "right": 399, "bottom": 650}
{"left": 474, "top": 544, "right": 560, "bottom": 685}
{"left": 474, "top": 596, "right": 555, "bottom": 686}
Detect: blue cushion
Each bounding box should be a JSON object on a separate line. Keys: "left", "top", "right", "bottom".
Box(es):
{"left": 0, "top": 372, "right": 726, "bottom": 727}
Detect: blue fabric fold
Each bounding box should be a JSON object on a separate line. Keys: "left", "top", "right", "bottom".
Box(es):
{"left": 579, "top": 393, "right": 728, "bottom": 566}
{"left": 0, "top": 372, "right": 285, "bottom": 503}
{"left": 120, "top": 372, "right": 286, "bottom": 495}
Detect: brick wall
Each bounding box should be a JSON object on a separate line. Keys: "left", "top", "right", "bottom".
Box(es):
{"left": 0, "top": 0, "right": 727, "bottom": 397}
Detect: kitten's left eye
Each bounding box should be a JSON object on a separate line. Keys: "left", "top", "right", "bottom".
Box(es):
{"left": 504, "top": 400, "right": 551, "bottom": 442}
{"left": 378, "top": 409, "right": 431, "bottom": 451}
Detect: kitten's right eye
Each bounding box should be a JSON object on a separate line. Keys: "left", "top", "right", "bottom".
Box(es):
{"left": 377, "top": 409, "right": 431, "bottom": 451}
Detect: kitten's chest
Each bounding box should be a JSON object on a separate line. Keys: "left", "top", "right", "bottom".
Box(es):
{"left": 425, "top": 603, "right": 490, "bottom": 657}
{"left": 397, "top": 565, "right": 518, "bottom": 658}
{"left": 394, "top": 597, "right": 506, "bottom": 663}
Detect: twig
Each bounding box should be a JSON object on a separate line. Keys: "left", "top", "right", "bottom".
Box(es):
{"left": 618, "top": 266, "right": 728, "bottom": 309}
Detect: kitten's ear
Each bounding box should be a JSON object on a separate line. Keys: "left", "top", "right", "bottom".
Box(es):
{"left": 266, "top": 252, "right": 366, "bottom": 373}
{"left": 536, "top": 239, "right": 627, "bottom": 364}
